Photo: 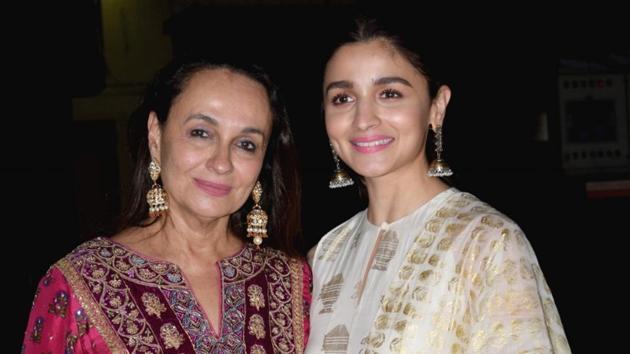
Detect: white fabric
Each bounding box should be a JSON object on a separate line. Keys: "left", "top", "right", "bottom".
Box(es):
{"left": 306, "top": 188, "right": 570, "bottom": 354}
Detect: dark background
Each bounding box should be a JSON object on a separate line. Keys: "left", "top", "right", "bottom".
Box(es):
{"left": 8, "top": 1, "right": 628, "bottom": 352}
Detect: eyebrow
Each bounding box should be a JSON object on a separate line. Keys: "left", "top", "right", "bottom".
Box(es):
{"left": 324, "top": 76, "right": 412, "bottom": 95}
{"left": 324, "top": 80, "right": 352, "bottom": 95}
{"left": 186, "top": 114, "right": 266, "bottom": 137}
{"left": 374, "top": 76, "right": 412, "bottom": 87}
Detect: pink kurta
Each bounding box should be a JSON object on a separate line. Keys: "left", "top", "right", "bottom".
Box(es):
{"left": 23, "top": 237, "right": 311, "bottom": 353}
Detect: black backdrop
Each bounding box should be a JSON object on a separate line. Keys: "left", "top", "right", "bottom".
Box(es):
{"left": 9, "top": 2, "right": 628, "bottom": 352}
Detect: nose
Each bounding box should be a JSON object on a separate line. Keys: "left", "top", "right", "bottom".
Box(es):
{"left": 353, "top": 98, "right": 380, "bottom": 131}
{"left": 207, "top": 144, "right": 233, "bottom": 175}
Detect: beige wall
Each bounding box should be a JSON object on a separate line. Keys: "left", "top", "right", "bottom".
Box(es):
{"left": 73, "top": 0, "right": 173, "bottom": 201}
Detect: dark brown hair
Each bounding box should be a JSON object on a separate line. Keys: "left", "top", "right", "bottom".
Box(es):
{"left": 337, "top": 17, "right": 441, "bottom": 97}
{"left": 119, "top": 57, "right": 301, "bottom": 256}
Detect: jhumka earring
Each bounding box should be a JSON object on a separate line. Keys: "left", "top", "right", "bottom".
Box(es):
{"left": 146, "top": 160, "right": 169, "bottom": 217}
{"left": 427, "top": 125, "right": 453, "bottom": 177}
{"left": 329, "top": 144, "right": 354, "bottom": 189}
{"left": 247, "top": 181, "right": 268, "bottom": 247}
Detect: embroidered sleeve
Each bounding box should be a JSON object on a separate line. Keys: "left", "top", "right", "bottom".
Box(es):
{"left": 301, "top": 259, "right": 313, "bottom": 348}
{"left": 22, "top": 267, "right": 99, "bottom": 353}
{"left": 467, "top": 220, "right": 571, "bottom": 353}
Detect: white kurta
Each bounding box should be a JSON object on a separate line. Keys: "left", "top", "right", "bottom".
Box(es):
{"left": 306, "top": 188, "right": 570, "bottom": 354}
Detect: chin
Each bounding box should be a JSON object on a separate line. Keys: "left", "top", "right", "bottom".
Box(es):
{"left": 351, "top": 164, "right": 393, "bottom": 179}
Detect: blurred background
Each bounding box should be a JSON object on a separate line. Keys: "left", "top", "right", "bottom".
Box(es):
{"left": 7, "top": 0, "right": 628, "bottom": 352}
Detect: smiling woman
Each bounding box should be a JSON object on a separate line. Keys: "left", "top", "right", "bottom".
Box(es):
{"left": 22, "top": 58, "right": 311, "bottom": 353}
{"left": 306, "top": 19, "right": 570, "bottom": 354}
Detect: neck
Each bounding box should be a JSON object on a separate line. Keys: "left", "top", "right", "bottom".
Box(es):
{"left": 364, "top": 162, "right": 448, "bottom": 226}
{"left": 148, "top": 209, "right": 244, "bottom": 268}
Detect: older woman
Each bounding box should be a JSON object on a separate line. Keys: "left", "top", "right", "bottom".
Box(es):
{"left": 23, "top": 58, "right": 310, "bottom": 353}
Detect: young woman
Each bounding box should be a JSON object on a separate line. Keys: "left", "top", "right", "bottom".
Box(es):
{"left": 306, "top": 20, "right": 569, "bottom": 353}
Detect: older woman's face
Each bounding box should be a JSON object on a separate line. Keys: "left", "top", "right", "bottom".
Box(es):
{"left": 149, "top": 68, "right": 272, "bottom": 221}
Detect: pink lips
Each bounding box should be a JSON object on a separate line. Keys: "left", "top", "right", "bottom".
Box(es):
{"left": 194, "top": 178, "right": 232, "bottom": 197}
{"left": 350, "top": 135, "right": 394, "bottom": 153}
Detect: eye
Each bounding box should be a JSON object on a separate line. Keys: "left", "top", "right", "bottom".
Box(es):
{"left": 190, "top": 129, "right": 209, "bottom": 138}
{"left": 331, "top": 93, "right": 354, "bottom": 105}
{"left": 381, "top": 89, "right": 402, "bottom": 99}
{"left": 237, "top": 140, "right": 257, "bottom": 153}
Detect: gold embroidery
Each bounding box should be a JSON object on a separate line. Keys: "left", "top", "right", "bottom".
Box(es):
{"left": 108, "top": 274, "right": 122, "bottom": 288}
{"left": 57, "top": 259, "right": 127, "bottom": 352}
{"left": 142, "top": 292, "right": 166, "bottom": 319}
{"left": 248, "top": 284, "right": 265, "bottom": 310}
{"left": 248, "top": 314, "right": 266, "bottom": 339}
{"left": 251, "top": 344, "right": 266, "bottom": 354}
{"left": 30, "top": 317, "right": 43, "bottom": 343}
{"left": 160, "top": 323, "right": 184, "bottom": 349}
{"left": 289, "top": 258, "right": 305, "bottom": 353}
{"left": 49, "top": 291, "right": 69, "bottom": 318}
{"left": 322, "top": 324, "right": 349, "bottom": 353}
{"left": 92, "top": 268, "right": 105, "bottom": 279}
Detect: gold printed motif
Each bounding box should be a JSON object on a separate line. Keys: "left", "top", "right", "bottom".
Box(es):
{"left": 481, "top": 215, "right": 504, "bottom": 229}
{"left": 141, "top": 292, "right": 166, "bottom": 319}
{"left": 425, "top": 219, "right": 444, "bottom": 233}
{"left": 399, "top": 265, "right": 414, "bottom": 280}
{"left": 319, "top": 226, "right": 353, "bottom": 260}
{"left": 436, "top": 207, "right": 457, "bottom": 218}
{"left": 248, "top": 285, "right": 265, "bottom": 310}
{"left": 394, "top": 320, "right": 407, "bottom": 333}
{"left": 322, "top": 324, "right": 349, "bottom": 353}
{"left": 319, "top": 273, "right": 344, "bottom": 314}
{"left": 446, "top": 223, "right": 465, "bottom": 237}
{"left": 366, "top": 332, "right": 385, "bottom": 348}
{"left": 389, "top": 337, "right": 402, "bottom": 352}
{"left": 408, "top": 248, "right": 428, "bottom": 264}
{"left": 375, "top": 314, "right": 390, "bottom": 329}
{"left": 160, "top": 323, "right": 184, "bottom": 349}
{"left": 372, "top": 230, "right": 399, "bottom": 271}
{"left": 412, "top": 286, "right": 428, "bottom": 302}
{"left": 248, "top": 314, "right": 266, "bottom": 339}
{"left": 438, "top": 236, "right": 453, "bottom": 251}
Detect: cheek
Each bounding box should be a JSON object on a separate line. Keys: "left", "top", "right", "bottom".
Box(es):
{"left": 324, "top": 114, "right": 346, "bottom": 140}
{"left": 390, "top": 105, "right": 426, "bottom": 131}
{"left": 235, "top": 157, "right": 265, "bottom": 183}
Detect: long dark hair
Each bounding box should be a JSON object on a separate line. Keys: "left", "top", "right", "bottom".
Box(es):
{"left": 118, "top": 57, "right": 301, "bottom": 256}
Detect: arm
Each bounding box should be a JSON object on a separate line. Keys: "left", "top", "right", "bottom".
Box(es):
{"left": 22, "top": 267, "right": 100, "bottom": 353}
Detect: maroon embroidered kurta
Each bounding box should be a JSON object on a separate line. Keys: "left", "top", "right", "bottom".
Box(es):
{"left": 23, "top": 237, "right": 311, "bottom": 353}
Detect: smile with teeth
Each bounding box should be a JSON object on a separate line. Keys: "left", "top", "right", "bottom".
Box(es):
{"left": 352, "top": 138, "right": 393, "bottom": 147}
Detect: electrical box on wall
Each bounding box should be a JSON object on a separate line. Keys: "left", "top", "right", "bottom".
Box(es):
{"left": 558, "top": 74, "right": 629, "bottom": 172}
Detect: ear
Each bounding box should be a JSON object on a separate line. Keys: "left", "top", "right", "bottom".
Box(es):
{"left": 147, "top": 111, "right": 162, "bottom": 162}
{"left": 429, "top": 85, "right": 452, "bottom": 130}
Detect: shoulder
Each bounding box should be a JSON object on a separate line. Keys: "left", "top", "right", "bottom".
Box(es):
{"left": 260, "top": 247, "right": 311, "bottom": 283}
{"left": 439, "top": 189, "right": 519, "bottom": 229}
{"left": 55, "top": 237, "right": 116, "bottom": 267}
{"left": 318, "top": 209, "right": 365, "bottom": 246}
{"left": 440, "top": 190, "right": 532, "bottom": 257}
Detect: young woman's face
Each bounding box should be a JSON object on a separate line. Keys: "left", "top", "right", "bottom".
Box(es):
{"left": 324, "top": 39, "right": 449, "bottom": 180}
{"left": 149, "top": 68, "right": 272, "bottom": 221}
